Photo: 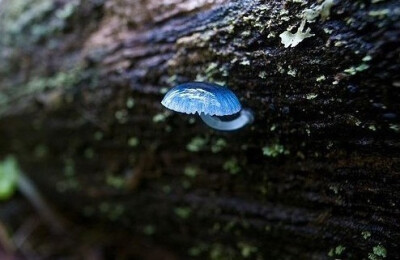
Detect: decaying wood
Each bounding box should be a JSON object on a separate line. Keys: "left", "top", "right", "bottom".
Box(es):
{"left": 0, "top": 0, "right": 399, "bottom": 259}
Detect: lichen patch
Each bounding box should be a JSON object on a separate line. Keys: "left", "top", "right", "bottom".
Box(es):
{"left": 279, "top": 20, "right": 314, "bottom": 48}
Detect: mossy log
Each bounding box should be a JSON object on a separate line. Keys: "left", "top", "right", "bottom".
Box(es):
{"left": 0, "top": 0, "right": 399, "bottom": 259}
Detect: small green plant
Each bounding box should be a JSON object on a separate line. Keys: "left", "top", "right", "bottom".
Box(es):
{"left": 0, "top": 156, "right": 20, "bottom": 200}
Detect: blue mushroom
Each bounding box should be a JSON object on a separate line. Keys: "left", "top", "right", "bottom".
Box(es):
{"left": 161, "top": 82, "right": 254, "bottom": 131}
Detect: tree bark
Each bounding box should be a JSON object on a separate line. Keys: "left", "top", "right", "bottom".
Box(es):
{"left": 0, "top": 0, "right": 399, "bottom": 259}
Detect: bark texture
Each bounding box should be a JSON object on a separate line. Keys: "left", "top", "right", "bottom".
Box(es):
{"left": 0, "top": 0, "right": 399, "bottom": 259}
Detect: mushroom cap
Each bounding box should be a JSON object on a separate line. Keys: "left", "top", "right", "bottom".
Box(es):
{"left": 161, "top": 82, "right": 242, "bottom": 116}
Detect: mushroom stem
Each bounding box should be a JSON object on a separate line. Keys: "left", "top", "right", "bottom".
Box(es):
{"left": 199, "top": 109, "right": 254, "bottom": 131}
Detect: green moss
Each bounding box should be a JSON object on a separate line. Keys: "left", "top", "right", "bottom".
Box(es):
{"left": 262, "top": 144, "right": 289, "bottom": 157}
{"left": 362, "top": 231, "right": 371, "bottom": 239}
{"left": 195, "top": 62, "right": 228, "bottom": 85}
{"left": 329, "top": 185, "right": 339, "bottom": 194}
{"left": 99, "top": 202, "right": 110, "bottom": 212}
{"left": 209, "top": 244, "right": 236, "bottom": 260}
{"left": 287, "top": 68, "right": 297, "bottom": 77}
{"left": 0, "top": 66, "right": 84, "bottom": 116}
{"left": 165, "top": 125, "right": 172, "bottom": 132}
{"left": 160, "top": 87, "right": 169, "bottom": 94}
{"left": 223, "top": 157, "right": 241, "bottom": 174}
{"left": 128, "top": 137, "right": 139, "bottom": 147}
{"left": 223, "top": 221, "right": 236, "bottom": 232}
{"left": 143, "top": 225, "right": 156, "bottom": 235}
{"left": 239, "top": 59, "right": 251, "bottom": 66}
{"left": 303, "top": 0, "right": 335, "bottom": 21}
{"left": 181, "top": 180, "right": 191, "bottom": 189}
{"left": 94, "top": 131, "right": 103, "bottom": 141}
{"left": 362, "top": 55, "right": 372, "bottom": 62}
{"left": 83, "top": 206, "right": 95, "bottom": 217}
{"left": 184, "top": 166, "right": 199, "bottom": 178}
{"left": 106, "top": 175, "right": 126, "bottom": 189}
{"left": 187, "top": 136, "right": 207, "bottom": 152}
{"left": 34, "top": 144, "right": 48, "bottom": 158}
{"left": 258, "top": 184, "right": 269, "bottom": 195}
{"left": 237, "top": 242, "right": 258, "bottom": 258}
{"left": 56, "top": 178, "right": 79, "bottom": 192}
{"left": 258, "top": 71, "right": 267, "bottom": 79}
{"left": 188, "top": 117, "right": 196, "bottom": 124}
{"left": 389, "top": 124, "right": 400, "bottom": 132}
{"left": 55, "top": 1, "right": 77, "bottom": 20}
{"left": 115, "top": 109, "right": 128, "bottom": 123}
{"left": 107, "top": 204, "right": 125, "bottom": 221}
{"left": 328, "top": 245, "right": 345, "bottom": 257}
{"left": 369, "top": 9, "right": 390, "bottom": 18}
{"left": 210, "top": 222, "right": 221, "bottom": 234}
{"left": 153, "top": 112, "right": 169, "bottom": 123}
{"left": 63, "top": 158, "right": 75, "bottom": 177}
{"left": 0, "top": 0, "right": 81, "bottom": 46}
{"left": 0, "top": 156, "right": 20, "bottom": 200}
{"left": 205, "top": 62, "right": 219, "bottom": 74}
{"left": 0, "top": 0, "right": 53, "bottom": 45}
{"left": 369, "top": 245, "right": 387, "bottom": 259}
{"left": 84, "top": 147, "right": 95, "bottom": 159}
{"left": 344, "top": 64, "right": 370, "bottom": 75}
{"left": 162, "top": 185, "right": 171, "bottom": 194}
{"left": 126, "top": 97, "right": 135, "bottom": 108}
{"left": 165, "top": 74, "right": 177, "bottom": 86}
{"left": 306, "top": 93, "right": 318, "bottom": 100}
{"left": 188, "top": 243, "right": 208, "bottom": 257}
{"left": 211, "top": 138, "right": 227, "bottom": 153}
{"left": 335, "top": 245, "right": 346, "bottom": 255}
{"left": 98, "top": 202, "right": 125, "bottom": 221}
{"left": 174, "top": 207, "right": 191, "bottom": 219}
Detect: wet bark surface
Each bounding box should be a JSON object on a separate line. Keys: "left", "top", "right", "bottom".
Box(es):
{"left": 0, "top": 0, "right": 399, "bottom": 259}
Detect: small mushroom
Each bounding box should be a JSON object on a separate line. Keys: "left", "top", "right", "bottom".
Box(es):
{"left": 161, "top": 82, "right": 254, "bottom": 131}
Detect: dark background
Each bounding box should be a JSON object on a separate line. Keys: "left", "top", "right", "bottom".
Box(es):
{"left": 0, "top": 0, "right": 399, "bottom": 259}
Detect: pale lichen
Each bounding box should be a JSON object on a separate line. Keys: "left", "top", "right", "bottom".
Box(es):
{"left": 344, "top": 63, "right": 370, "bottom": 75}
{"left": 280, "top": 20, "right": 314, "bottom": 48}
{"left": 303, "top": 0, "right": 335, "bottom": 22}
